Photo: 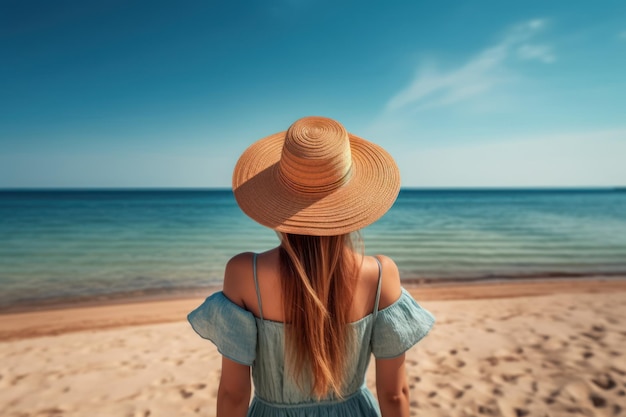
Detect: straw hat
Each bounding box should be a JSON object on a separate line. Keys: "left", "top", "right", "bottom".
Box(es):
{"left": 232, "top": 116, "right": 400, "bottom": 236}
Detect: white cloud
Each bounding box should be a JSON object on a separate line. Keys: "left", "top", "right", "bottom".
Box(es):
{"left": 397, "top": 128, "right": 626, "bottom": 187}
{"left": 517, "top": 44, "right": 555, "bottom": 63}
{"left": 386, "top": 18, "right": 555, "bottom": 112}
{"left": 619, "top": 30, "right": 626, "bottom": 40}
{"left": 527, "top": 19, "right": 545, "bottom": 30}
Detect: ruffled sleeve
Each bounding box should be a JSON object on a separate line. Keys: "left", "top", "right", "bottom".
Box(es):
{"left": 371, "top": 288, "right": 435, "bottom": 359}
{"left": 187, "top": 291, "right": 257, "bottom": 366}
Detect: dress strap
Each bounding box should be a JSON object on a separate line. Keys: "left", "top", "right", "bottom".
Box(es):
{"left": 252, "top": 253, "right": 264, "bottom": 321}
{"left": 372, "top": 256, "right": 383, "bottom": 317}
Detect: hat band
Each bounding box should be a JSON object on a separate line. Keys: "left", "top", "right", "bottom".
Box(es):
{"left": 277, "top": 163, "right": 354, "bottom": 195}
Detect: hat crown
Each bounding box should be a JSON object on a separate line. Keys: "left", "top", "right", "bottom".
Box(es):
{"left": 278, "top": 117, "right": 353, "bottom": 195}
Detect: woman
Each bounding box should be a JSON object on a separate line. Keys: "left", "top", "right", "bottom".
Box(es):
{"left": 188, "top": 116, "right": 435, "bottom": 417}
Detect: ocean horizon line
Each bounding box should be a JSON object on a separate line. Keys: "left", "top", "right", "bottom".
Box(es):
{"left": 1, "top": 186, "right": 625, "bottom": 192}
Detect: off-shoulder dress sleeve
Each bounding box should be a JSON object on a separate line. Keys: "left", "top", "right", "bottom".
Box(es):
{"left": 187, "top": 291, "right": 257, "bottom": 366}
{"left": 371, "top": 288, "right": 435, "bottom": 359}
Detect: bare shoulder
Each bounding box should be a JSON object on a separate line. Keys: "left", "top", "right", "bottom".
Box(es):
{"left": 375, "top": 254, "right": 402, "bottom": 310}
{"left": 222, "top": 252, "right": 255, "bottom": 308}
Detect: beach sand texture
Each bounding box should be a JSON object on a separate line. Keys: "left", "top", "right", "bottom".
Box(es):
{"left": 1, "top": 280, "right": 625, "bottom": 417}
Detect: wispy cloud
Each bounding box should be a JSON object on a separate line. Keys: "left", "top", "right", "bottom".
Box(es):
{"left": 516, "top": 44, "right": 555, "bottom": 63}
{"left": 619, "top": 30, "right": 626, "bottom": 40}
{"left": 386, "top": 19, "right": 555, "bottom": 112}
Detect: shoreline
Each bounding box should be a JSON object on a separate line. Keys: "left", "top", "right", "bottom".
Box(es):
{"left": 2, "top": 272, "right": 625, "bottom": 315}
{"left": 1, "top": 276, "right": 624, "bottom": 341}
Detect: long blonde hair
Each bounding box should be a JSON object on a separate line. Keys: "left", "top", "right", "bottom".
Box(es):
{"left": 278, "top": 232, "right": 359, "bottom": 398}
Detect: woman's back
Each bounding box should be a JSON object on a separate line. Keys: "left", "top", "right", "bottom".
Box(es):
{"left": 245, "top": 251, "right": 385, "bottom": 412}
{"left": 222, "top": 249, "right": 396, "bottom": 324}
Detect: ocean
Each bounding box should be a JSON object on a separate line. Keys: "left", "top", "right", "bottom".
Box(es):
{"left": 1, "top": 189, "right": 625, "bottom": 311}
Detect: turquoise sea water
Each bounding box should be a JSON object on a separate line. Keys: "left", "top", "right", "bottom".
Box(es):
{"left": 1, "top": 189, "right": 625, "bottom": 310}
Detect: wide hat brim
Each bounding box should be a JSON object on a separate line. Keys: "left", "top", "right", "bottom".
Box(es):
{"left": 232, "top": 130, "right": 401, "bottom": 236}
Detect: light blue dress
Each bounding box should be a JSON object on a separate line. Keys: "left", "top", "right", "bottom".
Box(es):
{"left": 188, "top": 255, "right": 435, "bottom": 416}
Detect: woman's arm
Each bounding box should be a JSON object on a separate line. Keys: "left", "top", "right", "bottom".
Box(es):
{"left": 217, "top": 253, "right": 254, "bottom": 416}
{"left": 217, "top": 356, "right": 251, "bottom": 417}
{"left": 375, "top": 354, "right": 410, "bottom": 417}
{"left": 375, "top": 255, "right": 410, "bottom": 416}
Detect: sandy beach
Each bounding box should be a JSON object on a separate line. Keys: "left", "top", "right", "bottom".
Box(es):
{"left": 1, "top": 278, "right": 625, "bottom": 417}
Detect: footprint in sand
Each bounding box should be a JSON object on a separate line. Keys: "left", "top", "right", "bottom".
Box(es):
{"left": 38, "top": 407, "right": 66, "bottom": 416}
{"left": 589, "top": 393, "right": 607, "bottom": 408}
{"left": 485, "top": 357, "right": 499, "bottom": 366}
{"left": 560, "top": 379, "right": 615, "bottom": 414}
{"left": 543, "top": 387, "right": 562, "bottom": 405}
{"left": 11, "top": 374, "right": 27, "bottom": 385}
{"left": 477, "top": 405, "right": 497, "bottom": 415}
{"left": 179, "top": 388, "right": 193, "bottom": 399}
{"left": 439, "top": 385, "right": 464, "bottom": 400}
{"left": 157, "top": 376, "right": 174, "bottom": 385}
{"left": 581, "top": 330, "right": 604, "bottom": 341}
{"left": 176, "top": 382, "right": 212, "bottom": 400}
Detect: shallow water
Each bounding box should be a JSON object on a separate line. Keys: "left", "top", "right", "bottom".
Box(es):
{"left": 1, "top": 189, "right": 625, "bottom": 308}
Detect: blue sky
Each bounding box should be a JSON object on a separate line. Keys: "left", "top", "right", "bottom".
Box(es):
{"left": 1, "top": 0, "right": 625, "bottom": 188}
